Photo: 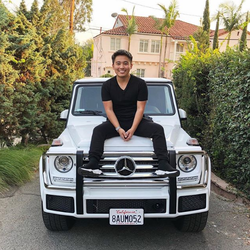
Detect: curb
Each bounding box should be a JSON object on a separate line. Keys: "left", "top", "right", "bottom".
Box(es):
{"left": 211, "top": 172, "right": 250, "bottom": 207}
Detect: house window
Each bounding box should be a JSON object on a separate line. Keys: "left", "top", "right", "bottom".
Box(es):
{"left": 151, "top": 40, "right": 160, "bottom": 53}
{"left": 139, "top": 40, "right": 149, "bottom": 52}
{"left": 136, "top": 69, "right": 145, "bottom": 77}
{"left": 176, "top": 43, "right": 184, "bottom": 53}
{"left": 110, "top": 38, "right": 121, "bottom": 50}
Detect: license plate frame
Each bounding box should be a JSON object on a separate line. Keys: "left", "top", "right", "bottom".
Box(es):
{"left": 109, "top": 208, "right": 144, "bottom": 225}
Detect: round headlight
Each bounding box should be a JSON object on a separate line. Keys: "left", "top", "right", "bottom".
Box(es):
{"left": 178, "top": 155, "right": 197, "bottom": 172}
{"left": 54, "top": 156, "right": 73, "bottom": 173}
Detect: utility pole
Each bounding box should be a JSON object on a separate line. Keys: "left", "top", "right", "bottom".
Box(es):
{"left": 69, "top": 0, "right": 75, "bottom": 33}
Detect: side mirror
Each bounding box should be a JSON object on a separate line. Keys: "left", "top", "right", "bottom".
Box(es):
{"left": 60, "top": 109, "right": 68, "bottom": 121}
{"left": 179, "top": 108, "right": 187, "bottom": 120}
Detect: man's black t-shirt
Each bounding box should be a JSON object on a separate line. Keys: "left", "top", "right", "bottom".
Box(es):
{"left": 102, "top": 75, "right": 148, "bottom": 121}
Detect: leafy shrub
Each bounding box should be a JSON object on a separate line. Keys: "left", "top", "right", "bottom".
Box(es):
{"left": 173, "top": 48, "right": 218, "bottom": 145}
{"left": 208, "top": 49, "right": 250, "bottom": 196}
{"left": 173, "top": 47, "right": 250, "bottom": 198}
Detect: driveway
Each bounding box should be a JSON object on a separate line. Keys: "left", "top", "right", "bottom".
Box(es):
{"left": 0, "top": 175, "right": 249, "bottom": 250}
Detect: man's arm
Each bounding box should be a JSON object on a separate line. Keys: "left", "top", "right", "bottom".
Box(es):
{"left": 103, "top": 100, "right": 128, "bottom": 140}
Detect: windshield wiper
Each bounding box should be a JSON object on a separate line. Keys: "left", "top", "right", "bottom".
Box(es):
{"left": 76, "top": 110, "right": 106, "bottom": 117}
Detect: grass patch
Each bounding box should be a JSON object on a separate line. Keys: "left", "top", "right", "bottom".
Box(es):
{"left": 0, "top": 145, "right": 48, "bottom": 192}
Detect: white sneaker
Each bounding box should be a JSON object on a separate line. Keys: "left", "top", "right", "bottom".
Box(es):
{"left": 78, "top": 167, "right": 103, "bottom": 177}
{"left": 155, "top": 169, "right": 179, "bottom": 177}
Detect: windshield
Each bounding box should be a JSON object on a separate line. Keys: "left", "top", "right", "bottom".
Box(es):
{"left": 72, "top": 85, "right": 175, "bottom": 116}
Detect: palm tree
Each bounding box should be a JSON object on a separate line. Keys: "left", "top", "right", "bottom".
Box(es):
{"left": 219, "top": 0, "right": 245, "bottom": 46}
{"left": 121, "top": 6, "right": 137, "bottom": 52}
{"left": 157, "top": 1, "right": 179, "bottom": 77}
{"left": 150, "top": 16, "right": 165, "bottom": 77}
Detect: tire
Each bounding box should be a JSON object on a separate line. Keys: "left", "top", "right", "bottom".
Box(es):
{"left": 173, "top": 211, "right": 208, "bottom": 232}
{"left": 41, "top": 202, "right": 75, "bottom": 231}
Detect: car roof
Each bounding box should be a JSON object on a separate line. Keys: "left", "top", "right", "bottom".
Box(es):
{"left": 74, "top": 77, "right": 172, "bottom": 84}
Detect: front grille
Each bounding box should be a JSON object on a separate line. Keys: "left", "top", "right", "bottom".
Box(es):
{"left": 178, "top": 194, "right": 206, "bottom": 212}
{"left": 46, "top": 195, "right": 74, "bottom": 213}
{"left": 87, "top": 199, "right": 166, "bottom": 214}
{"left": 83, "top": 155, "right": 159, "bottom": 178}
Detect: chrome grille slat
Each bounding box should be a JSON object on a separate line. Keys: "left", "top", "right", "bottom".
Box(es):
{"left": 83, "top": 153, "right": 158, "bottom": 178}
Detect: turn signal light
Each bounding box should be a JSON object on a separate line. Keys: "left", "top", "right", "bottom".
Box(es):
{"left": 51, "top": 138, "right": 63, "bottom": 146}
{"left": 186, "top": 138, "right": 199, "bottom": 146}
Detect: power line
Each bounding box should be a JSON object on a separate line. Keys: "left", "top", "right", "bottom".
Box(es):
{"left": 120, "top": 0, "right": 161, "bottom": 11}
{"left": 120, "top": 0, "right": 202, "bottom": 18}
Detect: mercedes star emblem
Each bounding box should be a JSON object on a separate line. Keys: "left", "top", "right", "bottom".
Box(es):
{"left": 114, "top": 156, "right": 136, "bottom": 176}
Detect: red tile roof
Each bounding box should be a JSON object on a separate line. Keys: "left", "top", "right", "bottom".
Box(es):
{"left": 210, "top": 28, "right": 250, "bottom": 37}
{"left": 210, "top": 29, "right": 228, "bottom": 37}
{"left": 101, "top": 15, "right": 199, "bottom": 40}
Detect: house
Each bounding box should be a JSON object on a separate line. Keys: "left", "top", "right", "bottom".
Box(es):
{"left": 210, "top": 28, "right": 250, "bottom": 51}
{"left": 91, "top": 14, "right": 250, "bottom": 79}
{"left": 91, "top": 15, "right": 199, "bottom": 79}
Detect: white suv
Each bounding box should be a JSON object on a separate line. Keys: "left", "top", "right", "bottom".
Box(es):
{"left": 39, "top": 78, "right": 211, "bottom": 232}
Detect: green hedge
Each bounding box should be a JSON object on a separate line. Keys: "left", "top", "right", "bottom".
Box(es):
{"left": 173, "top": 48, "right": 250, "bottom": 198}
{"left": 208, "top": 50, "right": 250, "bottom": 195}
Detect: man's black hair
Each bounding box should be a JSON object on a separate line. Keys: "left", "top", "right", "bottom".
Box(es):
{"left": 111, "top": 49, "right": 133, "bottom": 64}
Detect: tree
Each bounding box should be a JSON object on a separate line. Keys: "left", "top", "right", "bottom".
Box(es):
{"left": 121, "top": 6, "right": 137, "bottom": 51}
{"left": 193, "top": 0, "right": 211, "bottom": 53}
{"left": 239, "top": 12, "right": 249, "bottom": 51}
{"left": 18, "top": 0, "right": 28, "bottom": 17}
{"left": 29, "top": 0, "right": 40, "bottom": 26}
{"left": 219, "top": 0, "right": 245, "bottom": 46}
{"left": 8, "top": 8, "right": 47, "bottom": 144}
{"left": 82, "top": 38, "right": 93, "bottom": 76}
{"left": 193, "top": 26, "right": 211, "bottom": 53}
{"left": 0, "top": 0, "right": 88, "bottom": 145}
{"left": 157, "top": 1, "right": 179, "bottom": 77}
{"left": 213, "top": 12, "right": 220, "bottom": 50}
{"left": 59, "top": 0, "right": 93, "bottom": 33}
{"left": 39, "top": 0, "right": 68, "bottom": 36}
{"left": 151, "top": 16, "right": 165, "bottom": 77}
{"left": 0, "top": 1, "right": 19, "bottom": 146}
{"left": 202, "top": 0, "right": 210, "bottom": 49}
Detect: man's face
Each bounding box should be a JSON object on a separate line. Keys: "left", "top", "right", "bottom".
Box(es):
{"left": 112, "top": 55, "right": 133, "bottom": 78}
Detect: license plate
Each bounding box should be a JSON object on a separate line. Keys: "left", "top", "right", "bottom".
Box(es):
{"left": 109, "top": 208, "right": 144, "bottom": 225}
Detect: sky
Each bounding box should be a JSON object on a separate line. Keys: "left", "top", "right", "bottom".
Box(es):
{"left": 6, "top": 0, "right": 250, "bottom": 44}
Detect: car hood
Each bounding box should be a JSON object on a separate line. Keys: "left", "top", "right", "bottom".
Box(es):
{"left": 63, "top": 122, "right": 189, "bottom": 152}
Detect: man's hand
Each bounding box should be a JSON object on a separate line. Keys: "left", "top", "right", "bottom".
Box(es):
{"left": 118, "top": 128, "right": 134, "bottom": 141}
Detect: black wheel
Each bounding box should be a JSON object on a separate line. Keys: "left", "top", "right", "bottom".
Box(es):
{"left": 41, "top": 202, "right": 75, "bottom": 231}
{"left": 173, "top": 211, "right": 208, "bottom": 232}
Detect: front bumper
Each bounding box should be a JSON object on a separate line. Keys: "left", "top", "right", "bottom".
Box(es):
{"left": 39, "top": 150, "right": 211, "bottom": 219}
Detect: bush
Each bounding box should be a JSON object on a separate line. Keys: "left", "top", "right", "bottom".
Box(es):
{"left": 208, "top": 49, "right": 250, "bottom": 196}
{"left": 173, "top": 48, "right": 250, "bottom": 199}
{"left": 173, "top": 48, "right": 218, "bottom": 145}
{"left": 0, "top": 146, "right": 46, "bottom": 192}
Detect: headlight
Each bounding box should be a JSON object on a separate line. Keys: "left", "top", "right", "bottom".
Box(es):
{"left": 178, "top": 155, "right": 197, "bottom": 172}
{"left": 54, "top": 156, "right": 73, "bottom": 173}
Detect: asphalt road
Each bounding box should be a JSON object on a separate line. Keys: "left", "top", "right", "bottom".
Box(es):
{"left": 0, "top": 175, "right": 250, "bottom": 250}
